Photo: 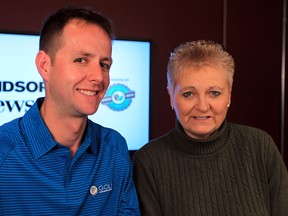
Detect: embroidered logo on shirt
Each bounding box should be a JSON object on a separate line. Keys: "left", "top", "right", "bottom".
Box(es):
{"left": 97, "top": 182, "right": 113, "bottom": 193}
{"left": 90, "top": 182, "right": 113, "bottom": 196}
{"left": 90, "top": 185, "right": 98, "bottom": 196}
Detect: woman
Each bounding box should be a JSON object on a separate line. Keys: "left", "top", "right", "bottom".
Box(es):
{"left": 133, "top": 40, "right": 288, "bottom": 216}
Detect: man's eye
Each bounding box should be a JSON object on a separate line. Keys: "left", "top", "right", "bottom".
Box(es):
{"left": 211, "top": 91, "right": 221, "bottom": 96}
{"left": 74, "top": 58, "right": 86, "bottom": 63}
{"left": 100, "top": 62, "right": 111, "bottom": 70}
{"left": 183, "top": 92, "right": 192, "bottom": 97}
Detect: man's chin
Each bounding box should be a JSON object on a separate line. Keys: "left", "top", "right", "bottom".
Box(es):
{"left": 86, "top": 107, "right": 99, "bottom": 116}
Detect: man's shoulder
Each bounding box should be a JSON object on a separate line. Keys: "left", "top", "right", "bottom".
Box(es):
{"left": 0, "top": 118, "right": 23, "bottom": 163}
{"left": 88, "top": 120, "right": 130, "bottom": 160}
{"left": 0, "top": 118, "right": 22, "bottom": 142}
{"left": 88, "top": 120, "right": 125, "bottom": 143}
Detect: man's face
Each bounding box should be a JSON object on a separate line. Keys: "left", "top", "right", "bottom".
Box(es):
{"left": 44, "top": 19, "right": 112, "bottom": 118}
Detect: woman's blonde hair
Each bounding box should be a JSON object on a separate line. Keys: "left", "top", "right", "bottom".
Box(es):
{"left": 167, "top": 40, "right": 235, "bottom": 91}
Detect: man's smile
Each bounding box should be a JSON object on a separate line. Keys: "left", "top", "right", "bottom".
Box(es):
{"left": 77, "top": 89, "right": 98, "bottom": 96}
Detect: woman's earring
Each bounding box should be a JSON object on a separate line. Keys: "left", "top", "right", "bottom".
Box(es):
{"left": 227, "top": 104, "right": 230, "bottom": 108}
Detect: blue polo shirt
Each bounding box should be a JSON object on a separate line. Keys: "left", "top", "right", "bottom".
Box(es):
{"left": 0, "top": 98, "right": 140, "bottom": 215}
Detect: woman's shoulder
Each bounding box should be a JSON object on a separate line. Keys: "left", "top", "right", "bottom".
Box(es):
{"left": 229, "top": 122, "right": 271, "bottom": 137}
{"left": 228, "top": 122, "right": 275, "bottom": 151}
{"left": 135, "top": 129, "right": 175, "bottom": 158}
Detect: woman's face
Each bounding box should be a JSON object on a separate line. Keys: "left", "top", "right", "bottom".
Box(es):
{"left": 168, "top": 65, "right": 231, "bottom": 139}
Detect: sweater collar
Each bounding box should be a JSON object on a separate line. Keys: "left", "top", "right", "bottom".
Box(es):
{"left": 173, "top": 119, "right": 230, "bottom": 156}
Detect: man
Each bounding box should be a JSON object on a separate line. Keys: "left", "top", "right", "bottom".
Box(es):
{"left": 0, "top": 6, "right": 140, "bottom": 215}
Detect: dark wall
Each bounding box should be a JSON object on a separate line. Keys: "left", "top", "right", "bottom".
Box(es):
{"left": 225, "top": 1, "right": 287, "bottom": 165}
{"left": 0, "top": 0, "right": 286, "bottom": 166}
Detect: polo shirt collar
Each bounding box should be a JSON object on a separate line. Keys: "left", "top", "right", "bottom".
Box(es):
{"left": 20, "top": 98, "right": 96, "bottom": 160}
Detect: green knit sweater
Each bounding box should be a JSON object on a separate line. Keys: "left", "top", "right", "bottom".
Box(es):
{"left": 133, "top": 120, "right": 288, "bottom": 216}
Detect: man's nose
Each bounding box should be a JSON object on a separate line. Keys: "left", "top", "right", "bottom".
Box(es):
{"left": 88, "top": 63, "right": 104, "bottom": 84}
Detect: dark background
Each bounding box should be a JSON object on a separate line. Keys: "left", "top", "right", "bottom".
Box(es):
{"left": 0, "top": 0, "right": 287, "bottom": 166}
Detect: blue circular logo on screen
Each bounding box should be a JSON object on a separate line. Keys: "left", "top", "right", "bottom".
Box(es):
{"left": 101, "top": 84, "right": 135, "bottom": 111}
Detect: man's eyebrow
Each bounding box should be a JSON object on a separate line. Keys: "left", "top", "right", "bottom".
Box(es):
{"left": 78, "top": 51, "right": 92, "bottom": 56}
{"left": 101, "top": 56, "right": 113, "bottom": 64}
{"left": 78, "top": 52, "right": 113, "bottom": 63}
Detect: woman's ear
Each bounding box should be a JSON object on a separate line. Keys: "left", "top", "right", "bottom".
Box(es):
{"left": 228, "top": 86, "right": 232, "bottom": 107}
{"left": 167, "top": 86, "right": 174, "bottom": 110}
{"left": 35, "top": 50, "right": 51, "bottom": 81}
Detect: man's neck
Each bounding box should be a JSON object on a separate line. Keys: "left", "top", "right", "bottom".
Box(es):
{"left": 40, "top": 101, "right": 87, "bottom": 157}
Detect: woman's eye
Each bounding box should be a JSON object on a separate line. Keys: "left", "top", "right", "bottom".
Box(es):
{"left": 74, "top": 58, "right": 86, "bottom": 63}
{"left": 183, "top": 92, "right": 192, "bottom": 97}
{"left": 211, "top": 91, "right": 221, "bottom": 96}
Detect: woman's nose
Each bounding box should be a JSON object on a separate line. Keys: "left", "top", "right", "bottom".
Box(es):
{"left": 195, "top": 96, "right": 210, "bottom": 111}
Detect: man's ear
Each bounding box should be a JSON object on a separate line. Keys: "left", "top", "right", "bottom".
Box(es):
{"left": 35, "top": 50, "right": 51, "bottom": 81}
